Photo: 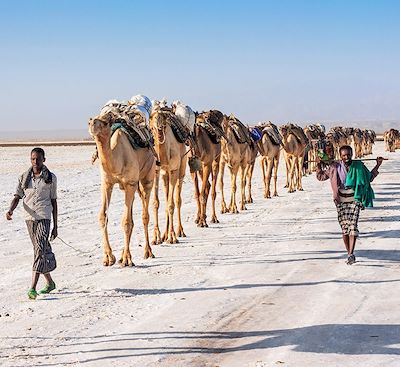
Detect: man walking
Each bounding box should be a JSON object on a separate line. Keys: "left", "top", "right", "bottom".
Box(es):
{"left": 6, "top": 147, "right": 58, "bottom": 299}
{"left": 316, "top": 145, "right": 383, "bottom": 264}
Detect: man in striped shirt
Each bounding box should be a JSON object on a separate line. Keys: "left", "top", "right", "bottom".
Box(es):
{"left": 6, "top": 147, "right": 58, "bottom": 299}
{"left": 316, "top": 145, "right": 383, "bottom": 265}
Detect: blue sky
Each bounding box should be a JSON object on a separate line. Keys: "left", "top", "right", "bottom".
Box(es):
{"left": 1, "top": 0, "right": 400, "bottom": 132}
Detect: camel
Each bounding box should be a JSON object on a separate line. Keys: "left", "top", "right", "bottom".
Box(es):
{"left": 88, "top": 110, "right": 155, "bottom": 266}
{"left": 149, "top": 106, "right": 188, "bottom": 245}
{"left": 326, "top": 127, "right": 350, "bottom": 159}
{"left": 384, "top": 128, "right": 399, "bottom": 152}
{"left": 280, "top": 124, "right": 308, "bottom": 193}
{"left": 191, "top": 110, "right": 223, "bottom": 227}
{"left": 219, "top": 115, "right": 252, "bottom": 213}
{"left": 352, "top": 128, "right": 364, "bottom": 158}
{"left": 256, "top": 123, "right": 281, "bottom": 198}
{"left": 362, "top": 129, "right": 375, "bottom": 156}
{"left": 303, "top": 124, "right": 325, "bottom": 174}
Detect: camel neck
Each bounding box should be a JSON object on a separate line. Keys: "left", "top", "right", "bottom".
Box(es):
{"left": 95, "top": 134, "right": 116, "bottom": 173}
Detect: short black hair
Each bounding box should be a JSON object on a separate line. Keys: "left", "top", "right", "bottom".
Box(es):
{"left": 31, "top": 147, "right": 45, "bottom": 158}
{"left": 339, "top": 145, "right": 352, "bottom": 154}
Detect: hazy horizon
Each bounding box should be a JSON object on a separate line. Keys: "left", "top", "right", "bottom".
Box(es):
{"left": 1, "top": 0, "right": 400, "bottom": 132}
{"left": 1, "top": 120, "right": 398, "bottom": 142}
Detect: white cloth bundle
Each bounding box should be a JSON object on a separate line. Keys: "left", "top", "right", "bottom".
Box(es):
{"left": 127, "top": 95, "right": 152, "bottom": 126}
{"left": 172, "top": 100, "right": 195, "bottom": 133}
{"left": 151, "top": 98, "right": 168, "bottom": 110}
{"left": 100, "top": 99, "right": 128, "bottom": 120}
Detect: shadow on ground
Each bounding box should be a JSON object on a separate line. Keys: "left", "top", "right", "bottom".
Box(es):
{"left": 5, "top": 324, "right": 400, "bottom": 366}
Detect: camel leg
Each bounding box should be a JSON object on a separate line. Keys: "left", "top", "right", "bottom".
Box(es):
{"left": 245, "top": 163, "right": 255, "bottom": 203}
{"left": 119, "top": 183, "right": 136, "bottom": 267}
{"left": 260, "top": 157, "right": 268, "bottom": 198}
{"left": 288, "top": 156, "right": 296, "bottom": 193}
{"left": 229, "top": 166, "right": 239, "bottom": 213}
{"left": 161, "top": 171, "right": 170, "bottom": 242}
{"left": 297, "top": 155, "right": 304, "bottom": 191}
{"left": 166, "top": 169, "right": 179, "bottom": 244}
{"left": 151, "top": 168, "right": 162, "bottom": 245}
{"left": 219, "top": 160, "right": 228, "bottom": 214}
{"left": 265, "top": 157, "right": 274, "bottom": 198}
{"left": 140, "top": 180, "right": 155, "bottom": 259}
{"left": 273, "top": 155, "right": 280, "bottom": 196}
{"left": 175, "top": 174, "right": 186, "bottom": 238}
{"left": 284, "top": 151, "right": 290, "bottom": 188}
{"left": 239, "top": 164, "right": 247, "bottom": 211}
{"left": 210, "top": 159, "right": 220, "bottom": 223}
{"left": 198, "top": 165, "right": 211, "bottom": 227}
{"left": 192, "top": 170, "right": 201, "bottom": 224}
{"left": 99, "top": 182, "right": 116, "bottom": 266}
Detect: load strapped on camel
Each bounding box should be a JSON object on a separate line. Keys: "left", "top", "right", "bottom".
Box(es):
{"left": 195, "top": 109, "right": 227, "bottom": 144}
{"left": 226, "top": 114, "right": 253, "bottom": 145}
{"left": 257, "top": 121, "right": 283, "bottom": 146}
{"left": 91, "top": 95, "right": 156, "bottom": 163}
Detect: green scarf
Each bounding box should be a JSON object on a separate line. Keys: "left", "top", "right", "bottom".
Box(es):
{"left": 345, "top": 160, "right": 375, "bottom": 207}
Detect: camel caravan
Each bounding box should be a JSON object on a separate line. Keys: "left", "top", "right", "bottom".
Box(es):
{"left": 383, "top": 128, "right": 400, "bottom": 152}
{"left": 88, "top": 94, "right": 382, "bottom": 266}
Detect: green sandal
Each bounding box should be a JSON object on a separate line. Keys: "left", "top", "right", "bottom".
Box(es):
{"left": 39, "top": 281, "right": 56, "bottom": 294}
{"left": 28, "top": 288, "right": 38, "bottom": 300}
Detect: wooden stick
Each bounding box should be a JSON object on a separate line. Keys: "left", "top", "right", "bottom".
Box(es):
{"left": 308, "top": 158, "right": 388, "bottom": 163}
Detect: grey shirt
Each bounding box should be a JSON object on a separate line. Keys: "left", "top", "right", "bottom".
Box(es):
{"left": 15, "top": 171, "right": 57, "bottom": 221}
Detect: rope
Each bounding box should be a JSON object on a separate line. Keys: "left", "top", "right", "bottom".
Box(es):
{"left": 53, "top": 236, "right": 98, "bottom": 256}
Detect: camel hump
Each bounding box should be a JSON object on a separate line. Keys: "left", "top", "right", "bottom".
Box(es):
{"left": 290, "top": 124, "right": 309, "bottom": 146}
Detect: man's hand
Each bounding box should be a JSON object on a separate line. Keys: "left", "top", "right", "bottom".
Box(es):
{"left": 50, "top": 227, "right": 58, "bottom": 241}
{"left": 376, "top": 157, "right": 384, "bottom": 167}
{"left": 6, "top": 211, "right": 13, "bottom": 220}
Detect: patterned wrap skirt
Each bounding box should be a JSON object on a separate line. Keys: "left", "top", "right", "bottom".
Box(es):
{"left": 336, "top": 201, "right": 363, "bottom": 237}
{"left": 26, "top": 219, "right": 57, "bottom": 273}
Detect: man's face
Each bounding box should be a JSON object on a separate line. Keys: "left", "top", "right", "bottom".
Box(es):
{"left": 340, "top": 148, "right": 352, "bottom": 165}
{"left": 31, "top": 152, "right": 45, "bottom": 171}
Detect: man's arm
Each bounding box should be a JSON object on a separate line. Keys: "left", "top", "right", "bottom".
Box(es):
{"left": 316, "top": 163, "right": 331, "bottom": 181}
{"left": 6, "top": 195, "right": 21, "bottom": 220}
{"left": 370, "top": 157, "right": 384, "bottom": 182}
{"left": 50, "top": 199, "right": 58, "bottom": 241}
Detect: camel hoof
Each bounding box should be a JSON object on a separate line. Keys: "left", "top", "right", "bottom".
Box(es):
{"left": 119, "top": 259, "right": 134, "bottom": 267}
{"left": 273, "top": 193, "right": 278, "bottom": 197}
{"left": 144, "top": 251, "right": 154, "bottom": 259}
{"left": 299, "top": 188, "right": 304, "bottom": 191}
{"left": 211, "top": 217, "right": 219, "bottom": 224}
{"left": 103, "top": 254, "right": 116, "bottom": 266}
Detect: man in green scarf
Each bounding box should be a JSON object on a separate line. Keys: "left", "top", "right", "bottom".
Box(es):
{"left": 316, "top": 145, "right": 384, "bottom": 265}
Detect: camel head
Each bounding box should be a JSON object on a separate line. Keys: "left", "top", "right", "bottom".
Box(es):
{"left": 88, "top": 112, "right": 114, "bottom": 138}
{"left": 149, "top": 108, "right": 169, "bottom": 131}
{"left": 279, "top": 124, "right": 289, "bottom": 138}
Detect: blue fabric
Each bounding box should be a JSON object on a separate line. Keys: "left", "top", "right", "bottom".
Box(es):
{"left": 345, "top": 160, "right": 375, "bottom": 207}
{"left": 250, "top": 127, "right": 262, "bottom": 142}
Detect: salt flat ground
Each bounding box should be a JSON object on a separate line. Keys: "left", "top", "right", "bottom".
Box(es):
{"left": 0, "top": 141, "right": 399, "bottom": 367}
